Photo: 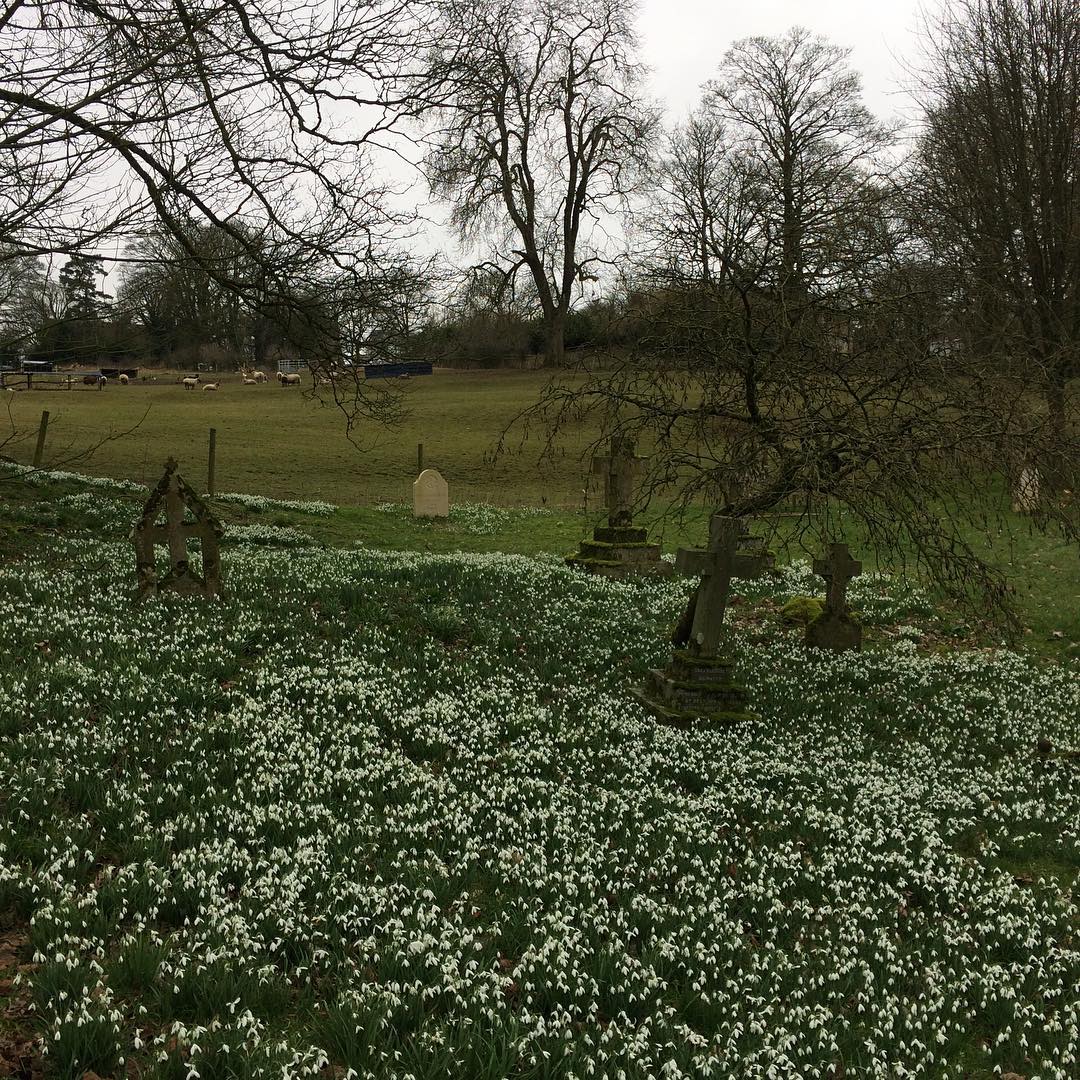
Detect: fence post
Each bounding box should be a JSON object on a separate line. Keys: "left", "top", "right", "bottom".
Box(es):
{"left": 33, "top": 410, "right": 50, "bottom": 467}
{"left": 417, "top": 442, "right": 424, "bottom": 474}
{"left": 207, "top": 428, "right": 217, "bottom": 497}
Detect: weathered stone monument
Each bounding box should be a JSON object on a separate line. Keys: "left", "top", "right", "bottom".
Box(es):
{"left": 567, "top": 436, "right": 670, "bottom": 577}
{"left": 634, "top": 515, "right": 771, "bottom": 725}
{"left": 806, "top": 542, "right": 862, "bottom": 652}
{"left": 413, "top": 468, "right": 449, "bottom": 518}
{"left": 1012, "top": 466, "right": 1040, "bottom": 514}
{"left": 132, "top": 459, "right": 224, "bottom": 600}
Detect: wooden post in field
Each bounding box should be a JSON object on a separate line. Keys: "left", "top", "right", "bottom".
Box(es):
{"left": 417, "top": 442, "right": 424, "bottom": 474}
{"left": 32, "top": 410, "right": 49, "bottom": 467}
{"left": 207, "top": 427, "right": 217, "bottom": 497}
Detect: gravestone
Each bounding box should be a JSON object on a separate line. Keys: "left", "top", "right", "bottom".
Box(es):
{"left": 567, "top": 436, "right": 670, "bottom": 577}
{"left": 593, "top": 434, "right": 642, "bottom": 529}
{"left": 806, "top": 542, "right": 862, "bottom": 652}
{"left": 413, "top": 468, "right": 449, "bottom": 518}
{"left": 132, "top": 458, "right": 224, "bottom": 600}
{"left": 1012, "top": 466, "right": 1040, "bottom": 514}
{"left": 634, "top": 515, "right": 772, "bottom": 726}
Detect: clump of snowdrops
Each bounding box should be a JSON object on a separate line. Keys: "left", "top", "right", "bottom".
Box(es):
{"left": 0, "top": 536, "right": 1076, "bottom": 1079}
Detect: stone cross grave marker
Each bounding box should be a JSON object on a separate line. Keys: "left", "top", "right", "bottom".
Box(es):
{"left": 591, "top": 436, "right": 643, "bottom": 528}
{"left": 132, "top": 458, "right": 224, "bottom": 600}
{"left": 413, "top": 467, "right": 449, "bottom": 518}
{"left": 675, "top": 515, "right": 771, "bottom": 657}
{"left": 807, "top": 541, "right": 863, "bottom": 651}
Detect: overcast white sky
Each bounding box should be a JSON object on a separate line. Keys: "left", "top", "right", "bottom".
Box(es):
{"left": 636, "top": 0, "right": 930, "bottom": 125}
{"left": 96, "top": 0, "right": 934, "bottom": 290}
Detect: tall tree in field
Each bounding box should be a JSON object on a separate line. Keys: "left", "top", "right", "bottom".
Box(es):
{"left": 915, "top": 0, "right": 1080, "bottom": 475}
{"left": 523, "top": 27, "right": 1080, "bottom": 625}
{"left": 422, "top": 0, "right": 655, "bottom": 366}
{"left": 704, "top": 27, "right": 896, "bottom": 301}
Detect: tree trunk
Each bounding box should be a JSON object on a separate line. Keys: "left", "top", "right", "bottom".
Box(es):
{"left": 544, "top": 311, "right": 566, "bottom": 367}
{"left": 1043, "top": 367, "right": 1071, "bottom": 494}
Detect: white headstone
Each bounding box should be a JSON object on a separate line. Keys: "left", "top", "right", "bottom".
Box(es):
{"left": 413, "top": 468, "right": 449, "bottom": 518}
{"left": 1012, "top": 466, "right": 1040, "bottom": 513}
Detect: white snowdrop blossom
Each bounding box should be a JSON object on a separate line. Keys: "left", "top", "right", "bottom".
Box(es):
{"left": 0, "top": 538, "right": 1076, "bottom": 1078}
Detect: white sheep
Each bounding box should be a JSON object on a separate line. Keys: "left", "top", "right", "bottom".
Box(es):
{"left": 182, "top": 376, "right": 199, "bottom": 390}
{"left": 118, "top": 373, "right": 129, "bottom": 385}
{"left": 202, "top": 382, "right": 220, "bottom": 391}
{"left": 277, "top": 372, "right": 302, "bottom": 386}
{"left": 242, "top": 377, "right": 257, "bottom": 385}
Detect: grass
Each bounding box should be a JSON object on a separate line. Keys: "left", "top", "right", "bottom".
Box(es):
{"left": 3, "top": 463, "right": 1080, "bottom": 665}
{"left": 1, "top": 362, "right": 1079, "bottom": 659}
{"left": 0, "top": 368, "right": 593, "bottom": 506}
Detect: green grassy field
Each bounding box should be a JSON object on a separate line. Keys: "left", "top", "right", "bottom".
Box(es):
{"left": 2, "top": 369, "right": 593, "bottom": 506}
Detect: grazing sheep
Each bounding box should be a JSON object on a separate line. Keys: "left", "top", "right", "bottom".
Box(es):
{"left": 278, "top": 372, "right": 302, "bottom": 386}
{"left": 181, "top": 376, "right": 199, "bottom": 390}
{"left": 202, "top": 382, "right": 220, "bottom": 391}
{"left": 118, "top": 373, "right": 129, "bottom": 385}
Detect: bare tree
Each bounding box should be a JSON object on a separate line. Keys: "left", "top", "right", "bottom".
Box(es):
{"left": 518, "top": 27, "right": 1080, "bottom": 627}
{"left": 420, "top": 0, "right": 656, "bottom": 365}
{"left": 914, "top": 0, "right": 1080, "bottom": 482}
{"left": 1, "top": 0, "right": 437, "bottom": 422}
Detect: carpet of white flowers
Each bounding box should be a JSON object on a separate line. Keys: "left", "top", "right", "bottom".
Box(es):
{"left": 1, "top": 529, "right": 1078, "bottom": 1080}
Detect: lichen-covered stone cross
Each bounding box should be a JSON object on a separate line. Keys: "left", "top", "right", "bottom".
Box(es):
{"left": 592, "top": 436, "right": 643, "bottom": 529}
{"left": 813, "top": 542, "right": 861, "bottom": 616}
{"left": 676, "top": 515, "right": 770, "bottom": 657}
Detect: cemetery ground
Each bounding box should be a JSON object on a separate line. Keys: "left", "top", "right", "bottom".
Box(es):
{"left": 3, "top": 366, "right": 1080, "bottom": 656}
{"left": 0, "top": 469, "right": 1078, "bottom": 1079}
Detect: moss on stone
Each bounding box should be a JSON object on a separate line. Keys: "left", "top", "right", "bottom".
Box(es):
{"left": 671, "top": 649, "right": 735, "bottom": 669}
{"left": 781, "top": 595, "right": 825, "bottom": 625}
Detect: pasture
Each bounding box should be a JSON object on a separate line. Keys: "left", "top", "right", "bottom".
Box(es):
{"left": 1, "top": 369, "right": 593, "bottom": 507}
{"left": 0, "top": 495, "right": 1077, "bottom": 1079}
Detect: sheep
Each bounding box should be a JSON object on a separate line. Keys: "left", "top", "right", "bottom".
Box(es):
{"left": 278, "top": 372, "right": 302, "bottom": 386}
{"left": 82, "top": 374, "right": 99, "bottom": 386}
{"left": 181, "top": 376, "right": 199, "bottom": 390}
{"left": 242, "top": 377, "right": 257, "bottom": 385}
{"left": 202, "top": 382, "right": 220, "bottom": 391}
{"left": 118, "top": 373, "right": 129, "bottom": 385}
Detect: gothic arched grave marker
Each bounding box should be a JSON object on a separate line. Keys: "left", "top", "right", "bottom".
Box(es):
{"left": 132, "top": 458, "right": 224, "bottom": 601}
{"left": 806, "top": 542, "right": 862, "bottom": 651}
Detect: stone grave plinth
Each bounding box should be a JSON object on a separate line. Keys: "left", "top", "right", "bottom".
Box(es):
{"left": 567, "top": 437, "right": 671, "bottom": 578}
{"left": 634, "top": 516, "right": 771, "bottom": 726}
